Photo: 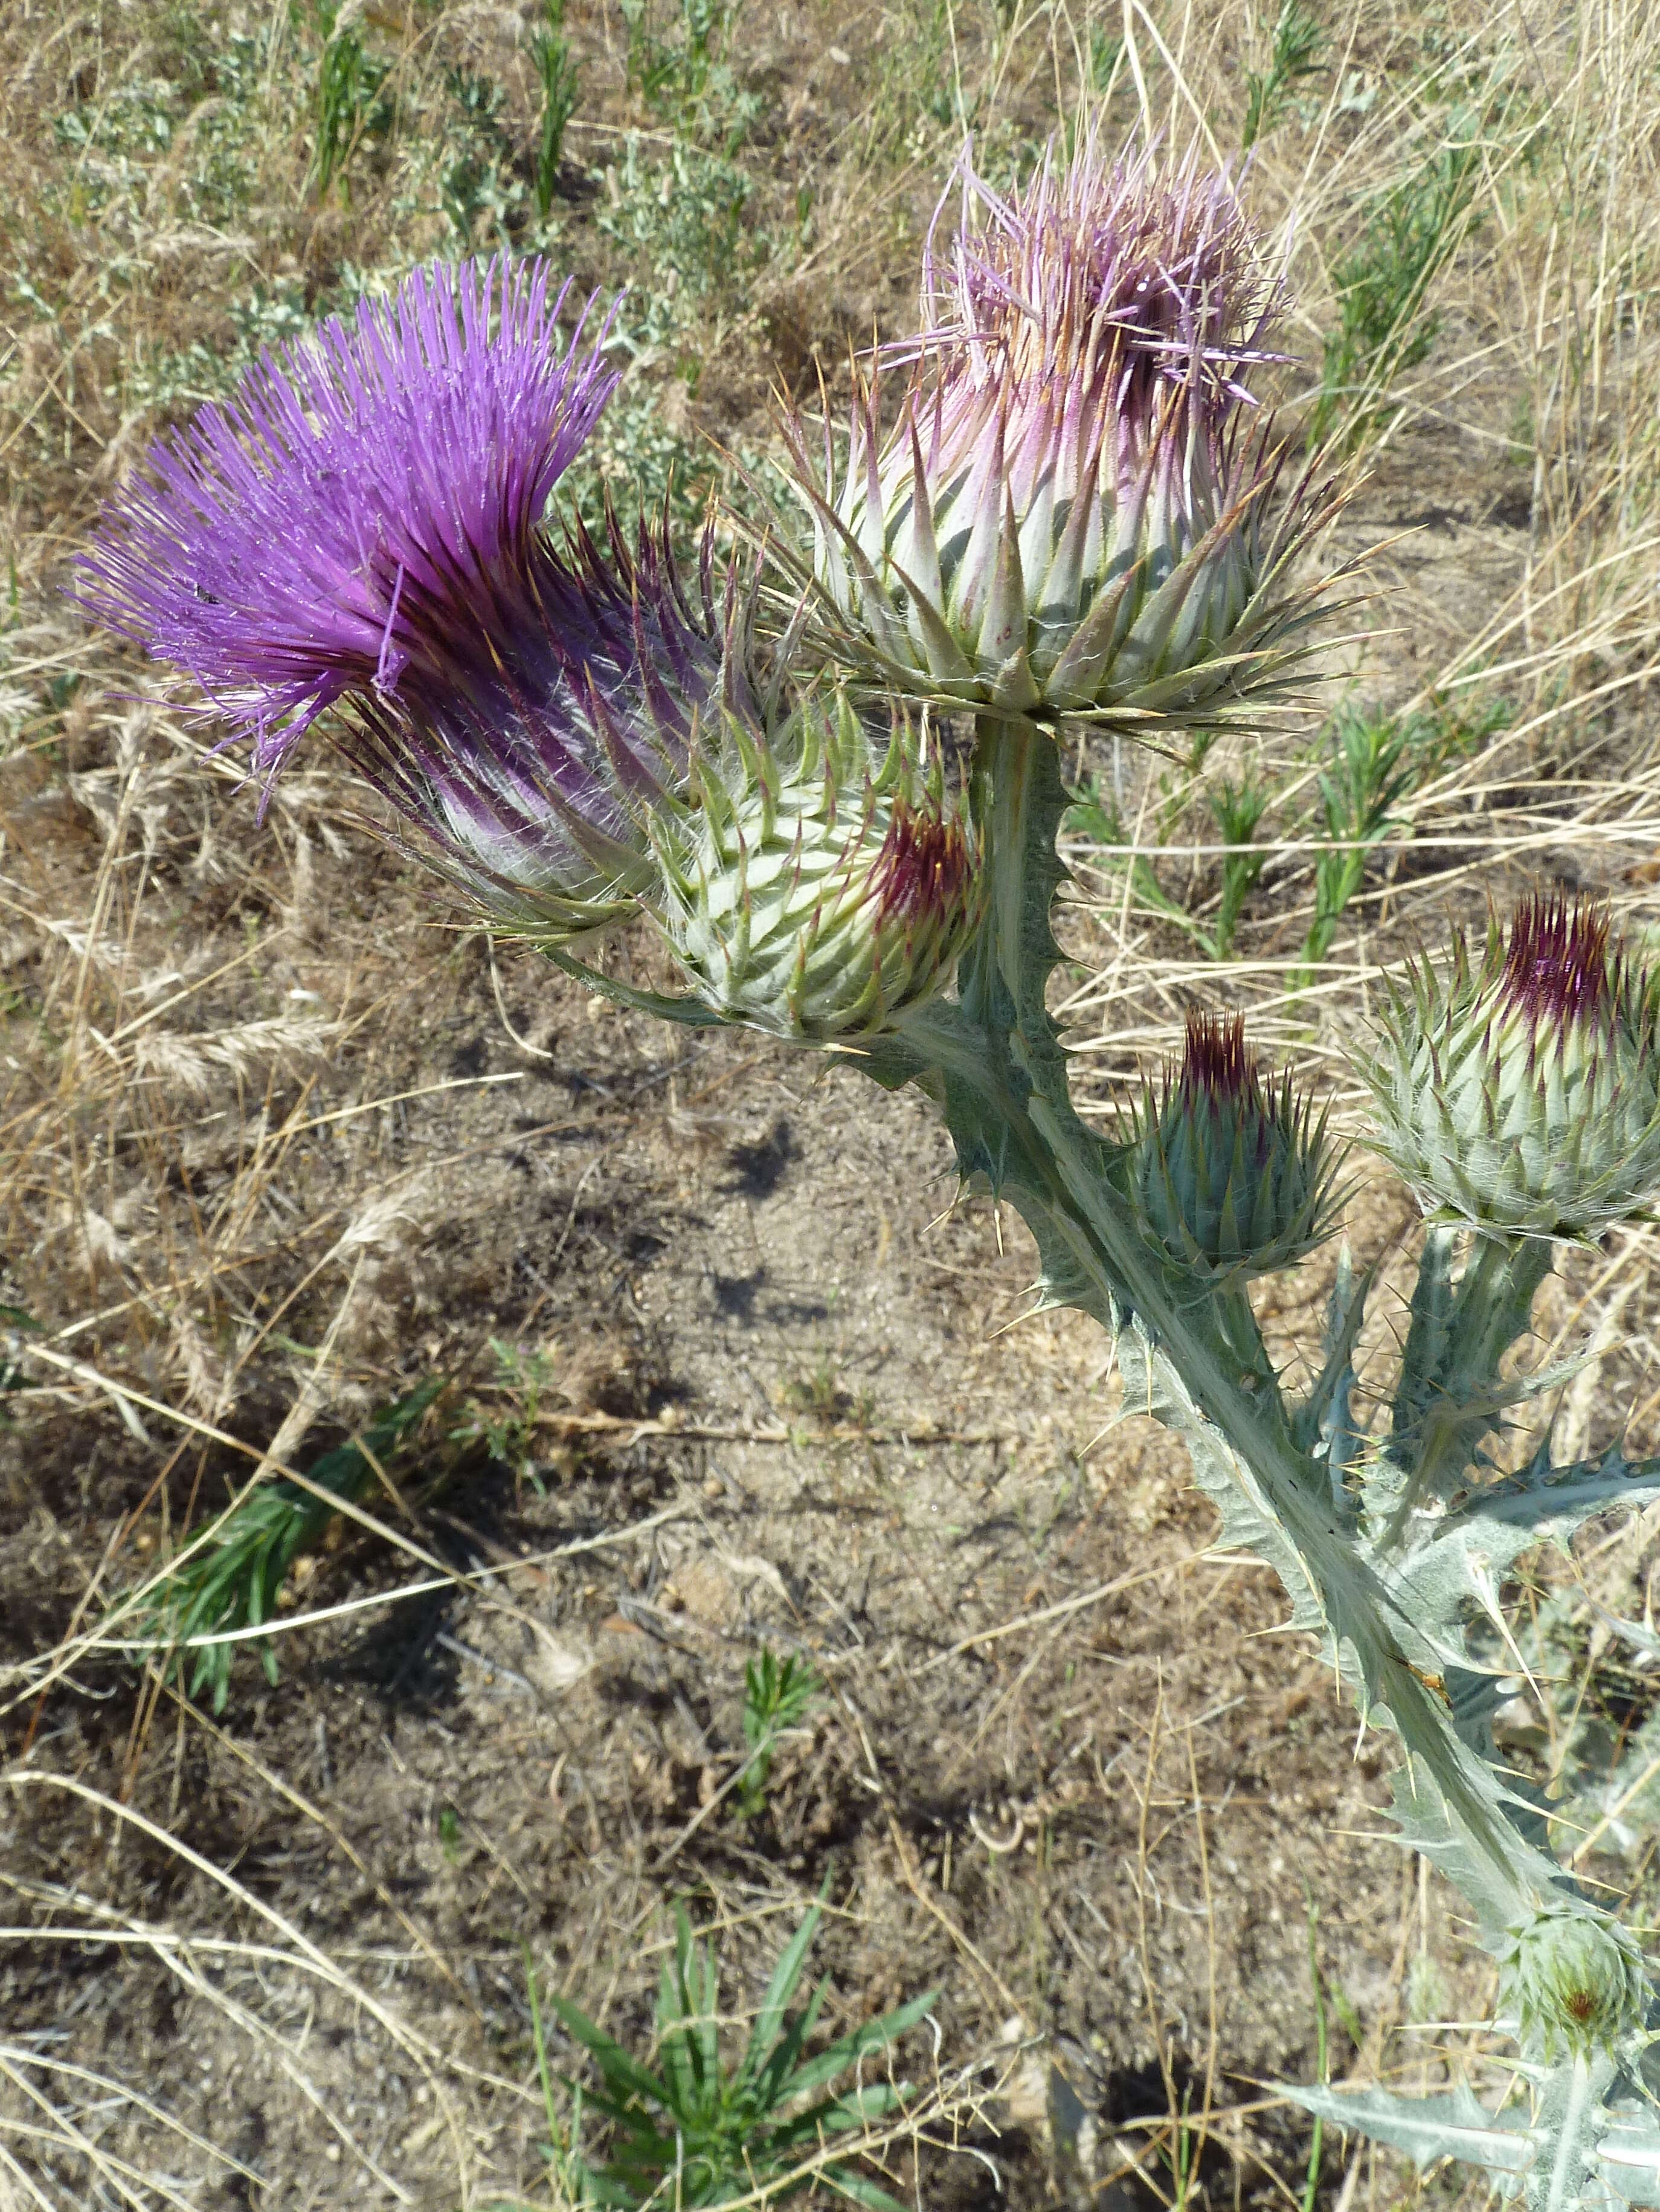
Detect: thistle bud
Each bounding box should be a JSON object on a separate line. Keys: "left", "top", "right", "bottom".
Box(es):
{"left": 787, "top": 136, "right": 1342, "bottom": 727}
{"left": 657, "top": 695, "right": 984, "bottom": 1043}
{"left": 1119, "top": 1013, "right": 1339, "bottom": 1279}
{"left": 1498, "top": 1908, "right": 1647, "bottom": 2059}
{"left": 1365, "top": 896, "right": 1660, "bottom": 1239}
{"left": 77, "top": 255, "right": 732, "bottom": 944}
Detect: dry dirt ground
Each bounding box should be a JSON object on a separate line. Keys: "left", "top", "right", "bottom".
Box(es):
{"left": 5, "top": 0, "right": 1660, "bottom": 2207}
{"left": 0, "top": 911, "right": 1443, "bottom": 2211}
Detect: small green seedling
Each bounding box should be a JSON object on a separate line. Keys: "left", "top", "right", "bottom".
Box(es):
{"left": 538, "top": 1885, "right": 936, "bottom": 2207}
{"left": 740, "top": 1649, "right": 822, "bottom": 1817}
{"left": 1290, "top": 705, "right": 1414, "bottom": 993}
{"left": 1209, "top": 777, "right": 1272, "bottom": 961}
{"left": 532, "top": 0, "right": 580, "bottom": 218}
{"left": 1242, "top": 0, "right": 1324, "bottom": 150}
{"left": 137, "top": 1376, "right": 444, "bottom": 1712}
{"left": 452, "top": 1338, "right": 563, "bottom": 1491}
{"left": 1310, "top": 124, "right": 1482, "bottom": 450}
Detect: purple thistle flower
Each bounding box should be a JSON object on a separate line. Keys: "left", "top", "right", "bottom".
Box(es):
{"left": 78, "top": 254, "right": 739, "bottom": 940}
{"left": 784, "top": 134, "right": 1346, "bottom": 727}
{"left": 921, "top": 133, "right": 1282, "bottom": 422}
{"left": 1496, "top": 894, "right": 1616, "bottom": 1034}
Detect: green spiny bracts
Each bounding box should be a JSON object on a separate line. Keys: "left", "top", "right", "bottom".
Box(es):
{"left": 1364, "top": 894, "right": 1660, "bottom": 1239}
{"left": 656, "top": 692, "right": 985, "bottom": 1043}
{"left": 1118, "top": 1011, "right": 1341, "bottom": 1281}
{"left": 1498, "top": 1909, "right": 1648, "bottom": 2060}
{"left": 782, "top": 135, "right": 1347, "bottom": 730}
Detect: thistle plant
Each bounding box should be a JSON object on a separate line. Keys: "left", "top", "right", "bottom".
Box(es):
{"left": 85, "top": 133, "right": 1660, "bottom": 2209}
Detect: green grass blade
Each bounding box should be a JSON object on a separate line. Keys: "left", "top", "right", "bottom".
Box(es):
{"left": 546, "top": 1989, "right": 671, "bottom": 2112}
{"left": 739, "top": 1888, "right": 824, "bottom": 2091}
{"left": 776, "top": 1988, "right": 937, "bottom": 2103}
{"left": 819, "top": 2163, "right": 913, "bottom": 2211}
{"left": 765, "top": 2082, "right": 906, "bottom": 2148}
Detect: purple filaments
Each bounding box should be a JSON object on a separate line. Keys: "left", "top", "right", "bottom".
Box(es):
{"left": 867, "top": 800, "right": 978, "bottom": 930}
{"left": 82, "top": 257, "right": 613, "bottom": 767}
{"left": 77, "top": 256, "right": 725, "bottom": 912}
{"left": 1496, "top": 895, "right": 1616, "bottom": 1033}
{"left": 334, "top": 511, "right": 733, "bottom": 906}
{"left": 922, "top": 137, "right": 1282, "bottom": 418}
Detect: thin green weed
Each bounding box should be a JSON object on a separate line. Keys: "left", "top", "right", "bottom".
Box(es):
{"left": 739, "top": 1648, "right": 823, "bottom": 1817}
{"left": 451, "top": 1338, "right": 564, "bottom": 1492}
{"left": 1289, "top": 692, "right": 1512, "bottom": 992}
{"left": 1068, "top": 685, "right": 1511, "bottom": 976}
{"left": 137, "top": 1375, "right": 445, "bottom": 1713}
{"left": 1208, "top": 778, "right": 1272, "bottom": 961}
{"left": 620, "top": 0, "right": 760, "bottom": 149}
{"left": 1241, "top": 0, "right": 1324, "bottom": 150}
{"left": 519, "top": 1883, "right": 936, "bottom": 2208}
{"left": 312, "top": 4, "right": 394, "bottom": 204}
{"left": 1309, "top": 121, "right": 1484, "bottom": 451}
{"left": 532, "top": 0, "right": 582, "bottom": 218}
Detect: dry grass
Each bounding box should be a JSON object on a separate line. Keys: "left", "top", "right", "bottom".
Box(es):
{"left": 5, "top": 0, "right": 1660, "bottom": 2205}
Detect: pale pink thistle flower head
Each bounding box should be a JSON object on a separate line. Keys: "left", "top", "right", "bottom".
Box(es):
{"left": 790, "top": 132, "right": 1344, "bottom": 727}
{"left": 78, "top": 255, "right": 747, "bottom": 943}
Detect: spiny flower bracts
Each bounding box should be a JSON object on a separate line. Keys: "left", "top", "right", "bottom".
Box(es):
{"left": 657, "top": 694, "right": 985, "bottom": 1044}
{"left": 1498, "top": 1908, "right": 1648, "bottom": 2061}
{"left": 1364, "top": 894, "right": 1660, "bottom": 1239}
{"left": 785, "top": 133, "right": 1344, "bottom": 729}
{"left": 1117, "top": 1011, "right": 1340, "bottom": 1280}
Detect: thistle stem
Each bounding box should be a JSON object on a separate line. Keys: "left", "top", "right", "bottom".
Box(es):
{"left": 1385, "top": 1225, "right": 1555, "bottom": 1541}
{"left": 906, "top": 716, "right": 1546, "bottom": 1922}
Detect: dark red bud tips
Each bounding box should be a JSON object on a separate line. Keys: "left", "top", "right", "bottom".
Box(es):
{"left": 1496, "top": 893, "right": 1615, "bottom": 1031}
{"left": 1121, "top": 1011, "right": 1339, "bottom": 1279}
{"left": 870, "top": 799, "right": 981, "bottom": 930}
{"left": 1177, "top": 1010, "right": 1261, "bottom": 1113}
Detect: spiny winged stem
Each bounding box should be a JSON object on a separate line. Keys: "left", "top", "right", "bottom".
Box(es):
{"left": 926, "top": 723, "right": 1460, "bottom": 1706}
{"left": 1385, "top": 1222, "right": 1555, "bottom": 1536}
{"left": 901, "top": 718, "right": 1660, "bottom": 2204}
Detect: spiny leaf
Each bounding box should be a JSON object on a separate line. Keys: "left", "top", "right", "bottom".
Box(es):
{"left": 1282, "top": 2081, "right": 1536, "bottom": 2176}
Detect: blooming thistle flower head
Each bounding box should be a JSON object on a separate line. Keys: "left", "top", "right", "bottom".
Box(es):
{"left": 1498, "top": 1908, "right": 1647, "bottom": 2059}
{"left": 77, "top": 256, "right": 736, "bottom": 943}
{"left": 656, "top": 694, "right": 985, "bottom": 1043}
{"left": 1119, "top": 1012, "right": 1340, "bottom": 1280}
{"left": 1365, "top": 895, "right": 1660, "bottom": 1239}
{"left": 785, "top": 134, "right": 1345, "bottom": 727}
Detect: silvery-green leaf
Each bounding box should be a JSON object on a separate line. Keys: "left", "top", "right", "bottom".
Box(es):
{"left": 1282, "top": 2082, "right": 1536, "bottom": 2178}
